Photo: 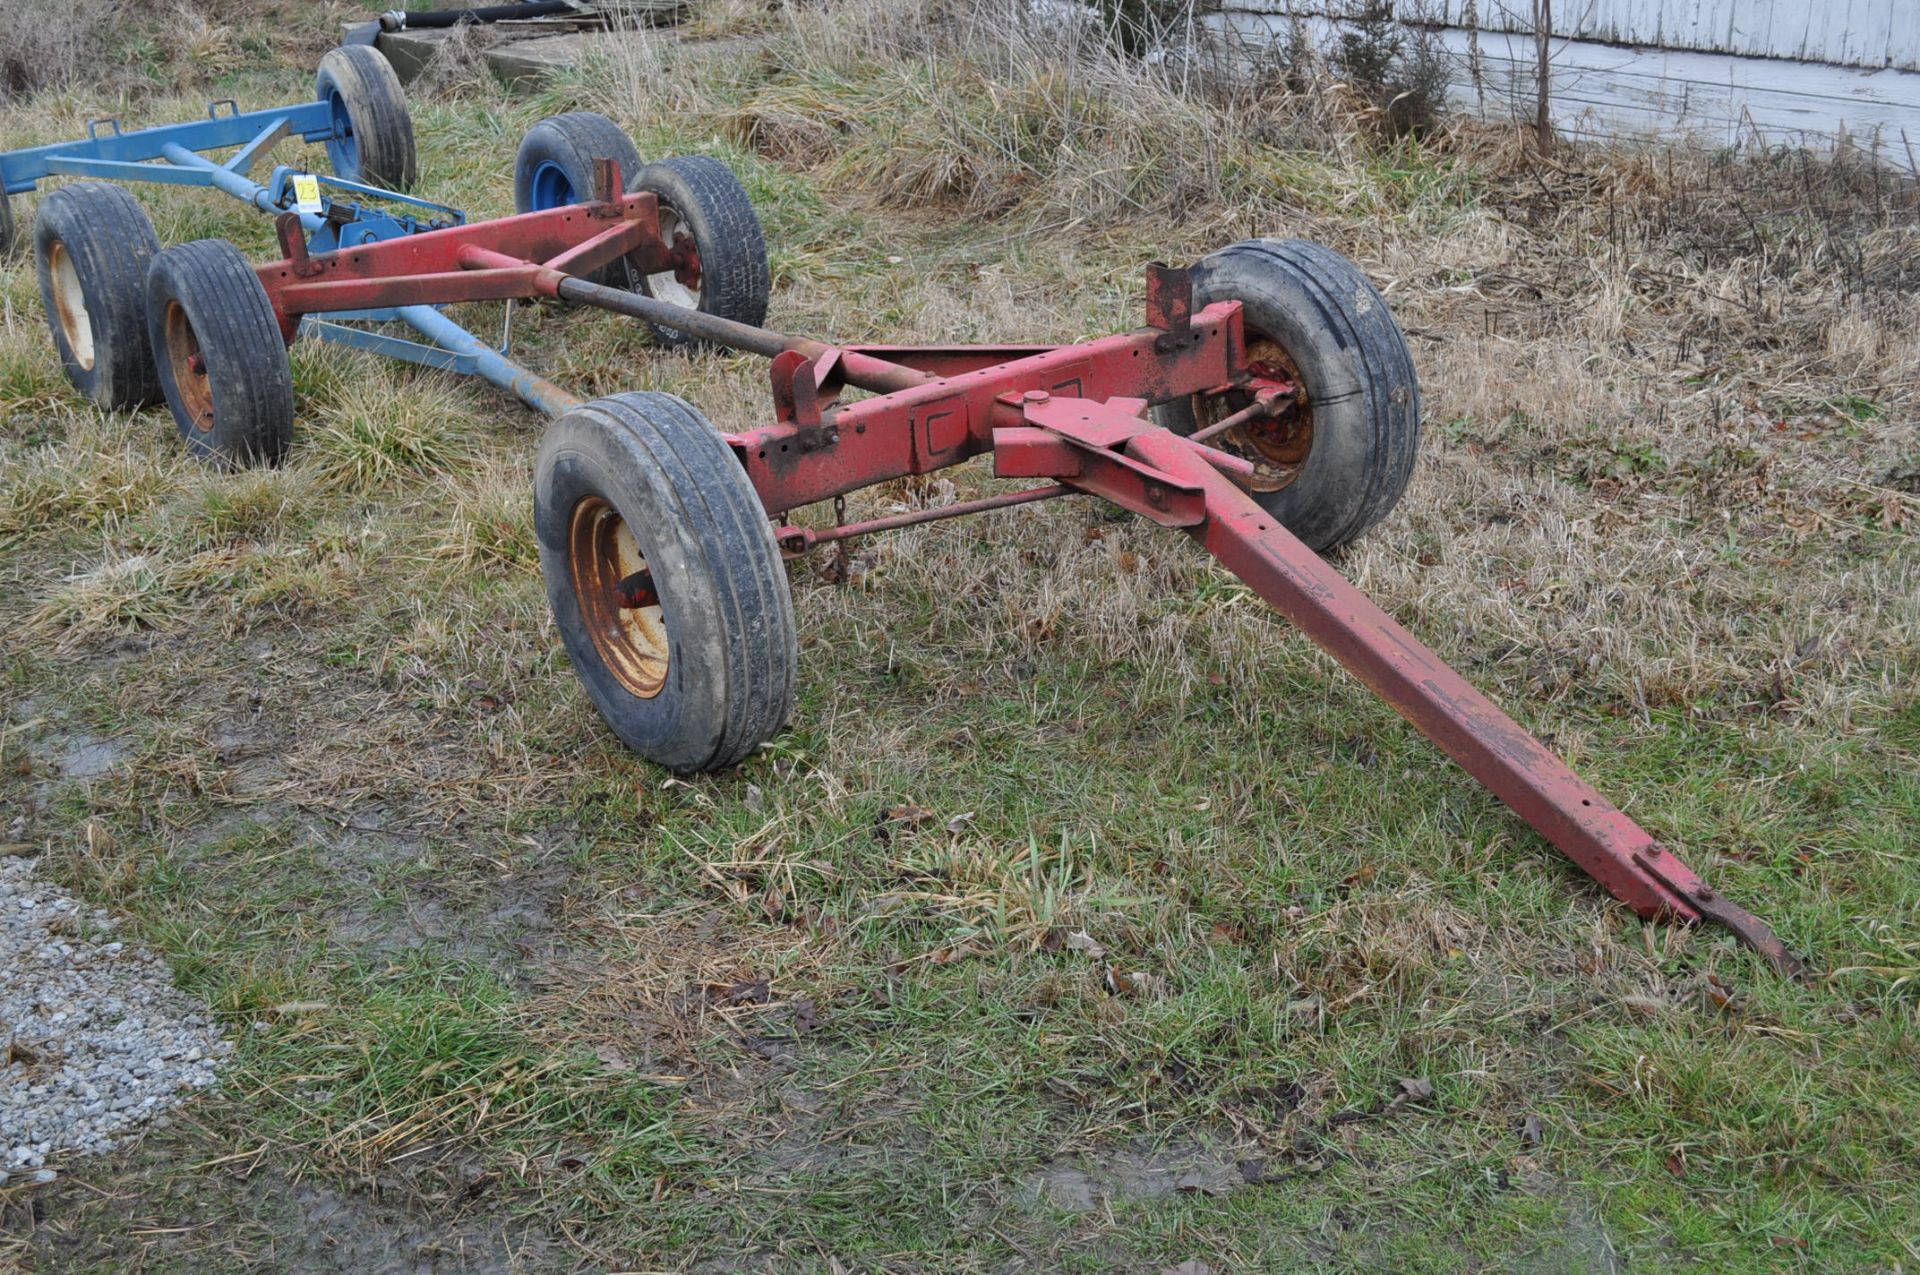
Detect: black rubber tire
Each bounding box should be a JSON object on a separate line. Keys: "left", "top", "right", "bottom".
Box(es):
{"left": 514, "top": 112, "right": 646, "bottom": 212}
{"left": 33, "top": 182, "right": 163, "bottom": 411}
{"left": 0, "top": 187, "right": 16, "bottom": 256}
{"left": 535, "top": 391, "right": 796, "bottom": 772}
{"left": 513, "top": 112, "right": 646, "bottom": 285}
{"left": 626, "top": 155, "right": 770, "bottom": 346}
{"left": 1154, "top": 238, "right": 1421, "bottom": 553}
{"left": 315, "top": 45, "right": 417, "bottom": 191}
{"left": 146, "top": 239, "right": 295, "bottom": 467}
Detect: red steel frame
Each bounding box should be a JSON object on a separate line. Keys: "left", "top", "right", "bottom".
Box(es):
{"left": 243, "top": 189, "right": 1804, "bottom": 976}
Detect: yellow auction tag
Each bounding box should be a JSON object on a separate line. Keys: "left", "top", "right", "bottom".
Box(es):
{"left": 290, "top": 173, "right": 322, "bottom": 214}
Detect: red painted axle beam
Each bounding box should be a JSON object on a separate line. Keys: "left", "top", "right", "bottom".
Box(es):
{"left": 730, "top": 302, "right": 1247, "bottom": 514}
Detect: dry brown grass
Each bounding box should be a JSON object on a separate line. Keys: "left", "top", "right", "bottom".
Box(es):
{"left": 0, "top": 0, "right": 128, "bottom": 103}
{"left": 523, "top": 907, "right": 818, "bottom": 1092}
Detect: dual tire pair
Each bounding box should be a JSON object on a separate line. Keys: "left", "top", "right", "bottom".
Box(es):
{"left": 33, "top": 185, "right": 299, "bottom": 464}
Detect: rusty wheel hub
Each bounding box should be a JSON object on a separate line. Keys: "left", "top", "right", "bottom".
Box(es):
{"left": 647, "top": 204, "right": 702, "bottom": 307}
{"left": 1192, "top": 336, "right": 1311, "bottom": 493}
{"left": 568, "top": 496, "right": 669, "bottom": 699}
{"left": 161, "top": 300, "right": 215, "bottom": 431}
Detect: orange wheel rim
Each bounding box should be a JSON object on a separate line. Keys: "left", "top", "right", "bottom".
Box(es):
{"left": 162, "top": 300, "right": 216, "bottom": 432}
{"left": 568, "top": 496, "right": 669, "bottom": 699}
{"left": 47, "top": 241, "right": 95, "bottom": 371}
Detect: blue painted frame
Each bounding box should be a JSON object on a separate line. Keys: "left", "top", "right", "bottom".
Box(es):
{"left": 0, "top": 99, "right": 338, "bottom": 196}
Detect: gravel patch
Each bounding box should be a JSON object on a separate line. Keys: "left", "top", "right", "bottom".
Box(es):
{"left": 1, "top": 854, "right": 232, "bottom": 1183}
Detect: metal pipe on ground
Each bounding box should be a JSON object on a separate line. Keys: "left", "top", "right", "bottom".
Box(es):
{"left": 396, "top": 304, "right": 582, "bottom": 416}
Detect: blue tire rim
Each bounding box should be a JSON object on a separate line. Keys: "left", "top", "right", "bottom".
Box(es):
{"left": 529, "top": 160, "right": 576, "bottom": 210}
{"left": 324, "top": 89, "right": 359, "bottom": 181}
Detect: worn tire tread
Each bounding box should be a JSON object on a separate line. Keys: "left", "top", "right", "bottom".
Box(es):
{"left": 628, "top": 155, "right": 770, "bottom": 344}
{"left": 513, "top": 113, "right": 647, "bottom": 285}
{"left": 1158, "top": 237, "right": 1421, "bottom": 552}
{"left": 315, "top": 45, "right": 417, "bottom": 190}
{"left": 536, "top": 391, "right": 794, "bottom": 771}
{"left": 33, "top": 182, "right": 162, "bottom": 410}
{"left": 513, "top": 112, "right": 646, "bottom": 211}
{"left": 146, "top": 239, "right": 294, "bottom": 466}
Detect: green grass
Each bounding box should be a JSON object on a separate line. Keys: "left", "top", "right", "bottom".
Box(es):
{"left": 2, "top": 3, "right": 1918, "bottom": 1271}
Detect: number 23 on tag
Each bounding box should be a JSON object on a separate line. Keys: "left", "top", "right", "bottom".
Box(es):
{"left": 290, "top": 174, "right": 322, "bottom": 214}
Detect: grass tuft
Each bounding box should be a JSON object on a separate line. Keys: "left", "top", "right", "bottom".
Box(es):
{"left": 301, "top": 373, "right": 480, "bottom": 491}
{"left": 24, "top": 548, "right": 212, "bottom": 645}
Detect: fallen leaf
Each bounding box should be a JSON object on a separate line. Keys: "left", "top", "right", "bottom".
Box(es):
{"left": 943, "top": 811, "right": 975, "bottom": 834}
{"left": 927, "top": 944, "right": 977, "bottom": 965}
{"left": 1106, "top": 966, "right": 1164, "bottom": 998}
{"left": 1520, "top": 1113, "right": 1543, "bottom": 1145}
{"left": 883, "top": 804, "right": 934, "bottom": 827}
{"left": 705, "top": 978, "right": 770, "bottom": 1007}
{"left": 1665, "top": 1151, "right": 1687, "bottom": 1178}
{"left": 1064, "top": 931, "right": 1106, "bottom": 959}
{"left": 1703, "top": 972, "right": 1738, "bottom": 1010}
{"left": 1386, "top": 1077, "right": 1435, "bottom": 1111}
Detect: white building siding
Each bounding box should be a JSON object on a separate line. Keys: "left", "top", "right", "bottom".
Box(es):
{"left": 1223, "top": 0, "right": 1919, "bottom": 70}
{"left": 1207, "top": 2, "right": 1920, "bottom": 153}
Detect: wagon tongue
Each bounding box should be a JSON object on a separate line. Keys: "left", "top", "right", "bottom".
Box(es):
{"left": 1002, "top": 393, "right": 1807, "bottom": 979}
{"left": 1143, "top": 429, "right": 1805, "bottom": 977}
{"left": 1632, "top": 845, "right": 1808, "bottom": 979}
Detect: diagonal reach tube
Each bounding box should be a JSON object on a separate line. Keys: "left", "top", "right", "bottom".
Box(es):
{"left": 1114, "top": 428, "right": 1806, "bottom": 977}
